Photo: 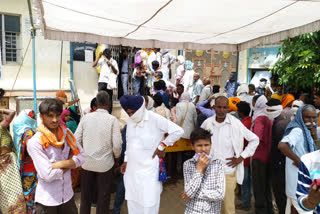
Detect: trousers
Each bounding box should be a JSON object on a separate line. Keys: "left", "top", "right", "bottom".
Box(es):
{"left": 36, "top": 198, "right": 78, "bottom": 214}
{"left": 80, "top": 169, "right": 112, "bottom": 214}
{"left": 98, "top": 82, "right": 113, "bottom": 113}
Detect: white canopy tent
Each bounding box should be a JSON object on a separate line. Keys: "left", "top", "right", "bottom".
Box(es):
{"left": 35, "top": 0, "right": 320, "bottom": 51}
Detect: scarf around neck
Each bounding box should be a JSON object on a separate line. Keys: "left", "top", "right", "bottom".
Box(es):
{"left": 37, "top": 123, "right": 79, "bottom": 155}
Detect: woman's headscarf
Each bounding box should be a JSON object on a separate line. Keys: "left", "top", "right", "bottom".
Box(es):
{"left": 185, "top": 61, "right": 194, "bottom": 70}
{"left": 229, "top": 97, "right": 241, "bottom": 112}
{"left": 282, "top": 94, "right": 295, "bottom": 109}
{"left": 236, "top": 84, "right": 249, "bottom": 96}
{"left": 180, "top": 92, "right": 191, "bottom": 103}
{"left": 146, "top": 96, "right": 155, "bottom": 111}
{"left": 252, "top": 95, "right": 268, "bottom": 123}
{"left": 69, "top": 106, "right": 80, "bottom": 124}
{"left": 60, "top": 109, "right": 70, "bottom": 128}
{"left": 13, "top": 109, "right": 36, "bottom": 168}
{"left": 283, "top": 105, "right": 317, "bottom": 153}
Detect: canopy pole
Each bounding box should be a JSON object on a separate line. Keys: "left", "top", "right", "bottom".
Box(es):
{"left": 28, "top": 0, "right": 37, "bottom": 115}
{"left": 59, "top": 41, "right": 63, "bottom": 89}
{"left": 69, "top": 42, "right": 74, "bottom": 100}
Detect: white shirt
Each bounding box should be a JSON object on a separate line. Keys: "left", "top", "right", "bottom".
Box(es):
{"left": 175, "top": 64, "right": 185, "bottom": 83}
{"left": 154, "top": 104, "right": 171, "bottom": 120}
{"left": 201, "top": 114, "right": 259, "bottom": 183}
{"left": 207, "top": 115, "right": 235, "bottom": 174}
{"left": 161, "top": 53, "right": 176, "bottom": 81}
{"left": 182, "top": 70, "right": 195, "bottom": 97}
{"left": 124, "top": 111, "right": 184, "bottom": 207}
{"left": 75, "top": 109, "right": 122, "bottom": 172}
{"left": 198, "top": 85, "right": 213, "bottom": 104}
{"left": 98, "top": 57, "right": 119, "bottom": 88}
{"left": 176, "top": 102, "right": 197, "bottom": 139}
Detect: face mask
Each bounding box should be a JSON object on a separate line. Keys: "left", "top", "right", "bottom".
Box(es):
{"left": 259, "top": 82, "right": 266, "bottom": 88}
{"left": 129, "top": 104, "right": 146, "bottom": 126}
{"left": 193, "top": 153, "right": 211, "bottom": 161}
{"left": 291, "top": 107, "right": 299, "bottom": 115}
{"left": 265, "top": 109, "right": 282, "bottom": 120}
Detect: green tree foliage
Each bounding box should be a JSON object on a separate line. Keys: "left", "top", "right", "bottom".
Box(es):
{"left": 271, "top": 31, "right": 320, "bottom": 90}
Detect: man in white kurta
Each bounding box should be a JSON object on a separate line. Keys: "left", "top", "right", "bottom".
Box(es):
{"left": 161, "top": 50, "right": 176, "bottom": 81}
{"left": 120, "top": 95, "right": 184, "bottom": 214}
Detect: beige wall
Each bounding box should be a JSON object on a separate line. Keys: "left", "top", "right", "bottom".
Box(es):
{"left": 238, "top": 49, "right": 248, "bottom": 83}
{"left": 0, "top": 0, "right": 71, "bottom": 91}
{"left": 73, "top": 61, "right": 99, "bottom": 111}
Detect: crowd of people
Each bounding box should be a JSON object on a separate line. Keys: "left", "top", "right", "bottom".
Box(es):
{"left": 1, "top": 47, "right": 320, "bottom": 214}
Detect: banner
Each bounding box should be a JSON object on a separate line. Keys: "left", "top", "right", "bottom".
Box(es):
{"left": 165, "top": 138, "right": 193, "bottom": 153}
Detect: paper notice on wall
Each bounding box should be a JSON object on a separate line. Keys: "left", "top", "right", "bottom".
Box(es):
{"left": 85, "top": 50, "right": 93, "bottom": 62}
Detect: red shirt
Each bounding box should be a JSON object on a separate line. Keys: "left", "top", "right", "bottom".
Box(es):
{"left": 252, "top": 116, "right": 273, "bottom": 163}
{"left": 241, "top": 116, "right": 252, "bottom": 166}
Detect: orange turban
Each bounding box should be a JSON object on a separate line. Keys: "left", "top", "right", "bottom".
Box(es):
{"left": 229, "top": 97, "right": 241, "bottom": 112}
{"left": 282, "top": 94, "right": 295, "bottom": 109}
{"left": 56, "top": 90, "right": 66, "bottom": 98}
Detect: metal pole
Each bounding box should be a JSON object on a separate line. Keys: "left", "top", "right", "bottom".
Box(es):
{"left": 69, "top": 42, "right": 74, "bottom": 100}
{"left": 32, "top": 33, "right": 37, "bottom": 113}
{"left": 59, "top": 41, "right": 63, "bottom": 89}
{"left": 27, "top": 0, "right": 37, "bottom": 115}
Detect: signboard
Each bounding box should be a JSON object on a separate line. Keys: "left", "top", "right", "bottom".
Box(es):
{"left": 248, "top": 46, "right": 280, "bottom": 69}
{"left": 71, "top": 42, "right": 97, "bottom": 61}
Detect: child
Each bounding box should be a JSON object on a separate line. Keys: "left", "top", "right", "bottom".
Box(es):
{"left": 27, "top": 99, "right": 84, "bottom": 214}
{"left": 181, "top": 128, "right": 225, "bottom": 214}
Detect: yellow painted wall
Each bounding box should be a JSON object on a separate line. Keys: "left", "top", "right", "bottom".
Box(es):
{"left": 0, "top": 0, "right": 70, "bottom": 91}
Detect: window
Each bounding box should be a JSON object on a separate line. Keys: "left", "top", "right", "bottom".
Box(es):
{"left": 0, "top": 14, "right": 20, "bottom": 64}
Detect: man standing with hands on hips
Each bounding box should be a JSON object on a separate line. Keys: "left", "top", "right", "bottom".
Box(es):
{"left": 93, "top": 48, "right": 119, "bottom": 113}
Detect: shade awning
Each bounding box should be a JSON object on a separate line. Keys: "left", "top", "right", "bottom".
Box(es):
{"left": 35, "top": 0, "right": 320, "bottom": 51}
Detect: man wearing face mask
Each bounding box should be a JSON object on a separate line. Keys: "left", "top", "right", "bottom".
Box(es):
{"left": 119, "top": 95, "right": 184, "bottom": 214}
{"left": 291, "top": 100, "right": 304, "bottom": 120}
{"left": 224, "top": 72, "right": 241, "bottom": 98}
{"left": 256, "top": 78, "right": 268, "bottom": 95}
{"left": 278, "top": 105, "right": 318, "bottom": 214}
{"left": 266, "top": 98, "right": 290, "bottom": 214}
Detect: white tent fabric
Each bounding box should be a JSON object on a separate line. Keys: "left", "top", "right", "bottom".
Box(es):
{"left": 35, "top": 0, "right": 320, "bottom": 51}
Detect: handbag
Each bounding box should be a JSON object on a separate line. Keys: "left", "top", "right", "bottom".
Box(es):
{"left": 158, "top": 157, "right": 167, "bottom": 182}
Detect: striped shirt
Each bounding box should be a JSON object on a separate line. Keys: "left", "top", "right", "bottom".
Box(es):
{"left": 296, "top": 150, "right": 320, "bottom": 213}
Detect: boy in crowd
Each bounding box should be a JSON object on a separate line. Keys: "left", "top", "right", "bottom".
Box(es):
{"left": 27, "top": 99, "right": 85, "bottom": 214}
{"left": 181, "top": 128, "right": 225, "bottom": 214}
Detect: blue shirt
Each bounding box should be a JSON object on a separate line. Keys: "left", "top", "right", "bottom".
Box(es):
{"left": 281, "top": 127, "right": 311, "bottom": 199}
{"left": 197, "top": 100, "right": 215, "bottom": 118}
{"left": 297, "top": 150, "right": 320, "bottom": 213}
{"left": 224, "top": 80, "right": 240, "bottom": 98}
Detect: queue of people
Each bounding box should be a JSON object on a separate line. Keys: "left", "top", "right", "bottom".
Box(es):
{"left": 1, "top": 51, "right": 320, "bottom": 214}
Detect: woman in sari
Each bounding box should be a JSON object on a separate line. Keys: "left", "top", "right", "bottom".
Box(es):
{"left": 0, "top": 108, "right": 26, "bottom": 213}
{"left": 63, "top": 108, "right": 81, "bottom": 189}
{"left": 13, "top": 110, "right": 37, "bottom": 214}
